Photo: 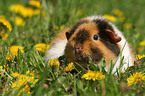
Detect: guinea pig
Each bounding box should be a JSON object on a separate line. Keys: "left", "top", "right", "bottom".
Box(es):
{"left": 46, "top": 16, "right": 135, "bottom": 74}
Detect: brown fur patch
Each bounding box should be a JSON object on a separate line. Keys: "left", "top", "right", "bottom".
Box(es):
{"left": 95, "top": 41, "right": 117, "bottom": 64}
{"left": 68, "top": 19, "right": 90, "bottom": 39}
{"left": 70, "top": 23, "right": 99, "bottom": 41}
{"left": 51, "top": 18, "right": 91, "bottom": 45}
{"left": 65, "top": 42, "right": 76, "bottom": 62}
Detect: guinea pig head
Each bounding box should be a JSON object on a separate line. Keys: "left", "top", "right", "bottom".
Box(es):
{"left": 64, "top": 19, "right": 122, "bottom": 66}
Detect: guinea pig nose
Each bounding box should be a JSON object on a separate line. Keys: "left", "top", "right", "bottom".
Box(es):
{"left": 75, "top": 45, "right": 82, "bottom": 53}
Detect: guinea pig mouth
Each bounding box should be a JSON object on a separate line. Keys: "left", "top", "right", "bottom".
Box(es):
{"left": 74, "top": 53, "right": 100, "bottom": 64}
{"left": 74, "top": 53, "right": 90, "bottom": 63}
{"left": 73, "top": 48, "right": 100, "bottom": 64}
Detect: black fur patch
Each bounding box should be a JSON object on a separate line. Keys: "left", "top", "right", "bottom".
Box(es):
{"left": 75, "top": 29, "right": 90, "bottom": 44}
{"left": 90, "top": 47, "right": 103, "bottom": 62}
{"left": 68, "top": 20, "right": 89, "bottom": 39}
{"left": 92, "top": 19, "right": 120, "bottom": 56}
{"left": 100, "top": 39, "right": 120, "bottom": 56}
{"left": 92, "top": 19, "right": 114, "bottom": 32}
{"left": 75, "top": 53, "right": 89, "bottom": 63}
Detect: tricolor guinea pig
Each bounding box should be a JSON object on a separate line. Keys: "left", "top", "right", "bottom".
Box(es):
{"left": 46, "top": 16, "right": 135, "bottom": 73}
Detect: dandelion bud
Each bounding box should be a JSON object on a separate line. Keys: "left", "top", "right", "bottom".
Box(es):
{"left": 48, "top": 58, "right": 60, "bottom": 68}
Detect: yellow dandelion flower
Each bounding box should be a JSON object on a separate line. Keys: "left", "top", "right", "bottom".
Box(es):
{"left": 9, "top": 4, "right": 25, "bottom": 14}
{"left": 77, "top": 9, "right": 83, "bottom": 16}
{"left": 6, "top": 45, "right": 24, "bottom": 61}
{"left": 123, "top": 23, "right": 131, "bottom": 29}
{"left": 11, "top": 71, "right": 38, "bottom": 95}
{"left": 48, "top": 58, "right": 60, "bottom": 68}
{"left": 33, "top": 9, "right": 40, "bottom": 15}
{"left": 64, "top": 62, "right": 75, "bottom": 72}
{"left": 53, "top": 25, "right": 65, "bottom": 31}
{"left": 6, "top": 53, "right": 13, "bottom": 61}
{"left": 30, "top": 71, "right": 35, "bottom": 76}
{"left": 29, "top": 0, "right": 41, "bottom": 8}
{"left": 34, "top": 43, "right": 50, "bottom": 53}
{"left": 0, "top": 65, "right": 10, "bottom": 77}
{"left": 119, "top": 16, "right": 126, "bottom": 22}
{"left": 136, "top": 54, "right": 145, "bottom": 60}
{"left": 142, "top": 83, "right": 145, "bottom": 88}
{"left": 33, "top": 9, "right": 46, "bottom": 18}
{"left": 42, "top": 11, "right": 46, "bottom": 18}
{"left": 60, "top": 25, "right": 65, "bottom": 30}
{"left": 127, "top": 72, "right": 145, "bottom": 86}
{"left": 26, "top": 70, "right": 35, "bottom": 77}
{"left": 0, "top": 31, "right": 8, "bottom": 41}
{"left": 9, "top": 4, "right": 34, "bottom": 17}
{"left": 113, "top": 9, "right": 123, "bottom": 16}
{"left": 82, "top": 71, "right": 105, "bottom": 81}
{"left": 53, "top": 26, "right": 59, "bottom": 30}
{"left": 21, "top": 7, "right": 34, "bottom": 17}
{"left": 0, "top": 15, "right": 5, "bottom": 19}
{"left": 0, "top": 66, "right": 3, "bottom": 75}
{"left": 12, "top": 78, "right": 31, "bottom": 95}
{"left": 0, "top": 18, "right": 12, "bottom": 31}
{"left": 11, "top": 72, "right": 20, "bottom": 78}
{"left": 26, "top": 70, "right": 30, "bottom": 75}
{"left": 82, "top": 71, "right": 92, "bottom": 80}
{"left": 103, "top": 15, "right": 116, "bottom": 22}
{"left": 9, "top": 45, "right": 24, "bottom": 56}
{"left": 139, "top": 41, "right": 145, "bottom": 46}
{"left": 11, "top": 16, "right": 25, "bottom": 26}
{"left": 25, "top": 85, "right": 31, "bottom": 94}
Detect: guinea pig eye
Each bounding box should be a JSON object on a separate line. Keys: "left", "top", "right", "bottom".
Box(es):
{"left": 93, "top": 35, "right": 98, "bottom": 40}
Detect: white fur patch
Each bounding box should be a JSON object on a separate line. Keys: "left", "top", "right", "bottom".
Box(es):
{"left": 112, "top": 26, "right": 133, "bottom": 73}
{"left": 45, "top": 40, "right": 67, "bottom": 61}
{"left": 86, "top": 15, "right": 104, "bottom": 21}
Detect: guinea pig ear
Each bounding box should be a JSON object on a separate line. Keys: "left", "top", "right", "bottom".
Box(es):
{"left": 106, "top": 29, "right": 122, "bottom": 43}
{"left": 65, "top": 31, "right": 71, "bottom": 40}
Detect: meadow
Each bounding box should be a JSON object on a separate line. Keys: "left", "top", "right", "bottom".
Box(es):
{"left": 0, "top": 0, "right": 145, "bottom": 95}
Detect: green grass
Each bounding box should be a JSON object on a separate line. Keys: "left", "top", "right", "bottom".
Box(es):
{"left": 0, "top": 0, "right": 145, "bottom": 95}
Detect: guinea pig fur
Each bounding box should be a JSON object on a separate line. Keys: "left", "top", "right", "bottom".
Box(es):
{"left": 45, "top": 16, "right": 135, "bottom": 74}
